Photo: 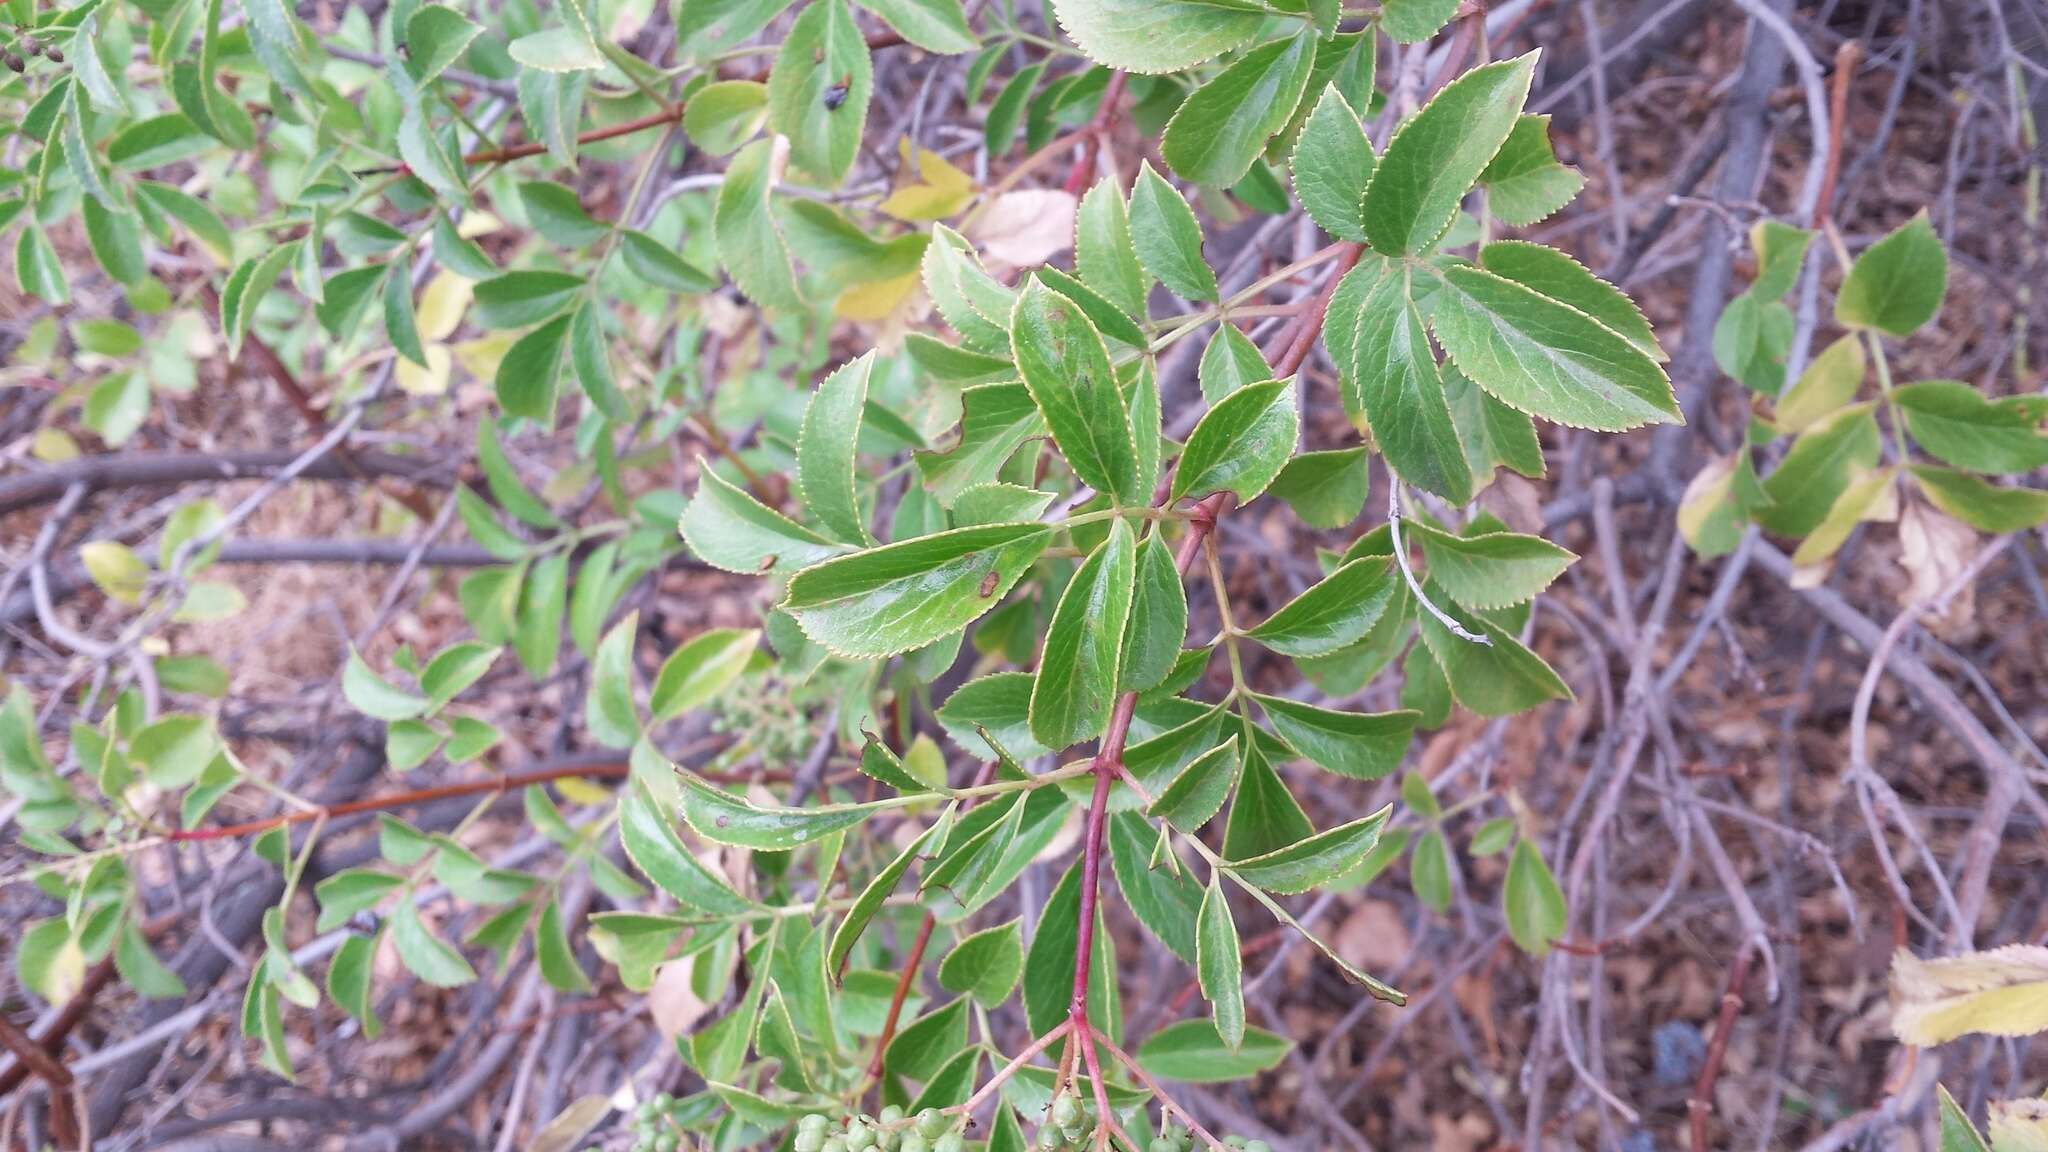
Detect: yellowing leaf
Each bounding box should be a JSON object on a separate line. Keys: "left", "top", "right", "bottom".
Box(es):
{"left": 879, "top": 139, "right": 977, "bottom": 222}
{"left": 1990, "top": 1099, "right": 2048, "bottom": 1152}
{"left": 454, "top": 331, "right": 518, "bottom": 383}
{"left": 1890, "top": 945, "right": 2048, "bottom": 1047}
{"left": 555, "top": 776, "right": 613, "bottom": 806}
{"left": 967, "top": 189, "right": 1078, "bottom": 270}
{"left": 32, "top": 427, "right": 79, "bottom": 462}
{"left": 396, "top": 343, "right": 454, "bottom": 396}
{"left": 835, "top": 272, "right": 922, "bottom": 322}
{"left": 81, "top": 540, "right": 150, "bottom": 603}
{"left": 417, "top": 271, "right": 474, "bottom": 342}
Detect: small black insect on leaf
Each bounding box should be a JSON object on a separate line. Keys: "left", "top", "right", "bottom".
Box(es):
{"left": 822, "top": 82, "right": 850, "bottom": 112}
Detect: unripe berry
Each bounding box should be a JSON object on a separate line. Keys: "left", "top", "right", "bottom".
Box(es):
{"left": 43, "top": 46, "right": 61, "bottom": 63}
{"left": 933, "top": 1134, "right": 963, "bottom": 1152}
{"left": 1050, "top": 1097, "right": 1082, "bottom": 1128}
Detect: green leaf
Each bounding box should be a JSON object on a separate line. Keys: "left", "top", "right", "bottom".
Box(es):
{"left": 905, "top": 335, "right": 1013, "bottom": 386}
{"left": 1108, "top": 811, "right": 1201, "bottom": 962}
{"left": 1223, "top": 742, "right": 1312, "bottom": 861}
{"left": 1713, "top": 291, "right": 1794, "bottom": 393}
{"left": 1379, "top": 0, "right": 1459, "bottom": 41}
{"left": 684, "top": 80, "right": 770, "bottom": 156}
{"left": 680, "top": 463, "right": 847, "bottom": 575}
{"left": 681, "top": 779, "right": 880, "bottom": 850}
{"left": 1326, "top": 259, "right": 1472, "bottom": 504}
{"left": 326, "top": 932, "right": 379, "bottom": 1036}
{"left": 1244, "top": 555, "right": 1397, "bottom": 657}
{"left": 1022, "top": 860, "right": 1119, "bottom": 1038}
{"left": 1036, "top": 266, "right": 1147, "bottom": 349}
{"left": 1255, "top": 695, "right": 1414, "bottom": 780}
{"left": 618, "top": 777, "right": 754, "bottom": 914}
{"left": 1938, "top": 1086, "right": 1992, "bottom": 1152}
{"left": 1148, "top": 736, "right": 1240, "bottom": 833}
{"left": 852, "top": 0, "right": 978, "bottom": 52}
{"left": 1749, "top": 219, "right": 1816, "bottom": 302}
{"left": 111, "top": 116, "right": 210, "bottom": 170}
{"left": 391, "top": 900, "right": 477, "bottom": 987}
{"left": 1477, "top": 241, "right": 1661, "bottom": 360}
{"left": 1429, "top": 263, "right": 1681, "bottom": 431}
{"left": 138, "top": 181, "right": 233, "bottom": 263}
{"left": 985, "top": 61, "right": 1046, "bottom": 156}
{"left": 519, "top": 181, "right": 609, "bottom": 247}
{"left": 1836, "top": 211, "right": 1947, "bottom": 337}
{"left": 1476, "top": 115, "right": 1584, "bottom": 227}
{"left": 917, "top": 383, "right": 1046, "bottom": 507}
{"left": 1773, "top": 333, "right": 1864, "bottom": 433}
{"left": 830, "top": 816, "right": 946, "bottom": 978}
{"left": 1290, "top": 86, "right": 1373, "bottom": 243}
{"left": 83, "top": 198, "right": 146, "bottom": 288}
{"left": 1895, "top": 380, "right": 2048, "bottom": 475}
{"left": 937, "top": 672, "right": 1052, "bottom": 763}
{"left": 1410, "top": 828, "right": 1452, "bottom": 911}
{"left": 516, "top": 68, "right": 588, "bottom": 165}
{"left": 1030, "top": 519, "right": 1137, "bottom": 748}
{"left": 923, "top": 225, "right": 1014, "bottom": 354}
{"left": 716, "top": 139, "right": 803, "bottom": 309}
{"left": 650, "top": 629, "right": 760, "bottom": 722}
{"left": 1173, "top": 378, "right": 1298, "bottom": 504}
{"left": 782, "top": 523, "right": 1052, "bottom": 658}
{"left": 938, "top": 920, "right": 1024, "bottom": 1007}
{"left": 1363, "top": 53, "right": 1534, "bottom": 256}
{"left": 421, "top": 641, "right": 501, "bottom": 709}
{"left": 767, "top": 0, "right": 872, "bottom": 185}
{"left": 472, "top": 270, "right": 583, "bottom": 329}
{"left": 1162, "top": 30, "right": 1318, "bottom": 187}
{"left": 798, "top": 353, "right": 876, "bottom": 545}
{"left": 406, "top": 5, "right": 483, "bottom": 85}
{"left": 1417, "top": 602, "right": 1570, "bottom": 717}
{"left": 343, "top": 649, "right": 428, "bottom": 721}
{"left": 495, "top": 313, "right": 572, "bottom": 425}
{"left": 509, "top": 24, "right": 603, "bottom": 71}
{"left": 1756, "top": 404, "right": 1881, "bottom": 537}
{"left": 1076, "top": 177, "right": 1150, "bottom": 320}
{"left": 885, "top": 997, "right": 970, "bottom": 1081}
{"left": 1195, "top": 875, "right": 1244, "bottom": 1047}
{"left": 1135, "top": 1019, "right": 1290, "bottom": 1083}
{"left": 955, "top": 483, "right": 1057, "bottom": 526}
{"left": 1227, "top": 807, "right": 1391, "bottom": 893}
{"left": 1118, "top": 532, "right": 1188, "bottom": 692}
{"left": 1047, "top": 0, "right": 1264, "bottom": 74}
{"left": 1129, "top": 162, "right": 1219, "bottom": 302}
{"left": 220, "top": 243, "right": 299, "bottom": 360}
{"left": 1503, "top": 838, "right": 1567, "bottom": 956}
{"left": 316, "top": 869, "right": 405, "bottom": 933}
{"left": 1411, "top": 523, "right": 1575, "bottom": 609}
{"left": 113, "top": 917, "right": 183, "bottom": 999}
{"left": 1910, "top": 465, "right": 2048, "bottom": 533}
{"left": 1677, "top": 451, "right": 1768, "bottom": 560}
{"left": 478, "top": 421, "right": 561, "bottom": 529}
{"left": 1009, "top": 278, "right": 1141, "bottom": 503}
{"left": 1270, "top": 447, "right": 1369, "bottom": 530}
{"left": 584, "top": 615, "right": 640, "bottom": 749}
{"left": 532, "top": 897, "right": 589, "bottom": 988}
{"left": 1199, "top": 322, "right": 1273, "bottom": 404}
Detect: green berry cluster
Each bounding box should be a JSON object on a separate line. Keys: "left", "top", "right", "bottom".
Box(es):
{"left": 793, "top": 1106, "right": 965, "bottom": 1152}
{"left": 1034, "top": 1093, "right": 1097, "bottom": 1152}
{"left": 623, "top": 1092, "right": 688, "bottom": 1152}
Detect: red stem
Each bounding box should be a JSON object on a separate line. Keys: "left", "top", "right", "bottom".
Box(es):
{"left": 867, "top": 913, "right": 937, "bottom": 1080}
{"left": 1062, "top": 72, "right": 1129, "bottom": 195}
{"left": 165, "top": 758, "right": 632, "bottom": 842}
